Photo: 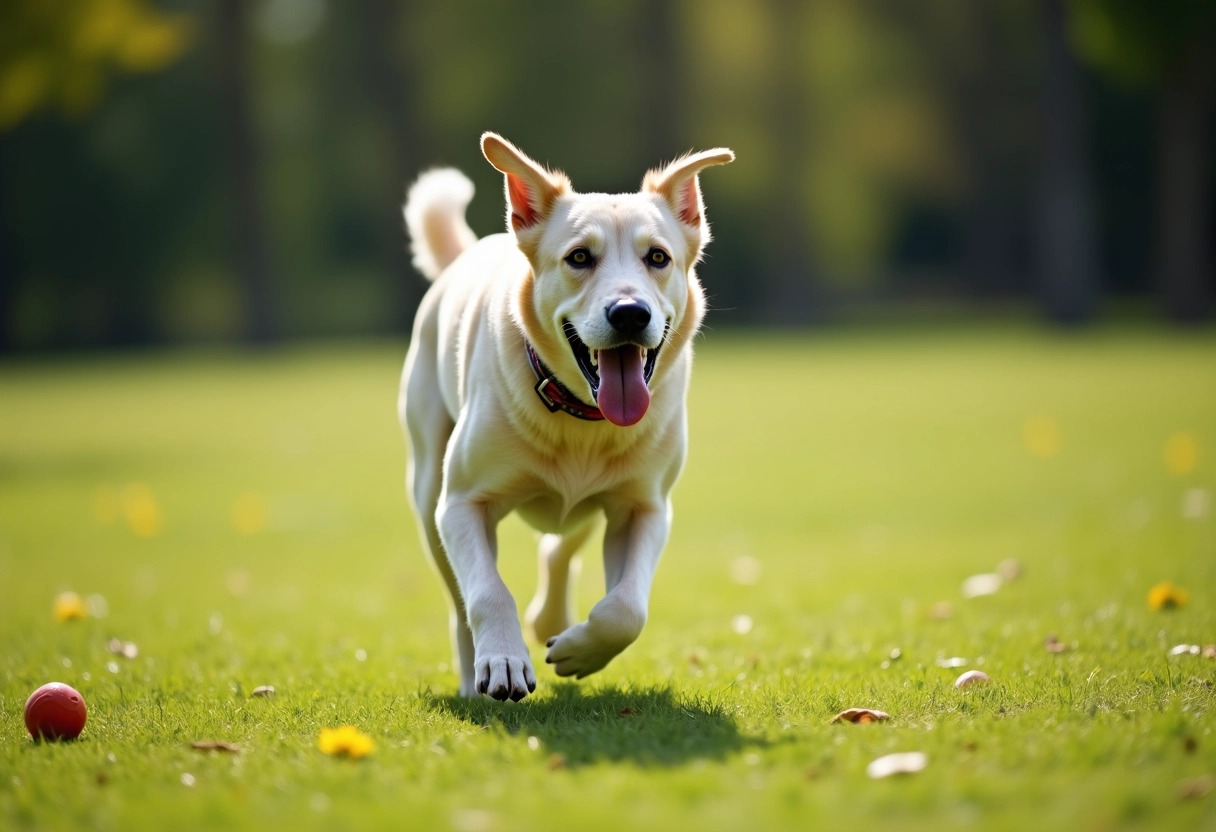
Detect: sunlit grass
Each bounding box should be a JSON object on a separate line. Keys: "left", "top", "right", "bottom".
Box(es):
{"left": 1, "top": 324, "right": 1214, "bottom": 831}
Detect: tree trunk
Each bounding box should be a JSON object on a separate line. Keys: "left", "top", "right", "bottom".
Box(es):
{"left": 215, "top": 0, "right": 277, "bottom": 345}
{"left": 1038, "top": 0, "right": 1098, "bottom": 325}
{"left": 762, "top": 0, "right": 822, "bottom": 324}
{"left": 1155, "top": 36, "right": 1215, "bottom": 323}
{"left": 635, "top": 0, "right": 681, "bottom": 164}
{"left": 356, "top": 0, "right": 428, "bottom": 333}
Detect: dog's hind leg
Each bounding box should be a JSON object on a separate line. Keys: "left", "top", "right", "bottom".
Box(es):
{"left": 524, "top": 522, "right": 594, "bottom": 645}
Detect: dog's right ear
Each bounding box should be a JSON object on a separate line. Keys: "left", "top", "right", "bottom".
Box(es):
{"left": 481, "top": 133, "right": 570, "bottom": 234}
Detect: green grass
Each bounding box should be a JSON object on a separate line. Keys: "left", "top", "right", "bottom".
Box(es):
{"left": 1, "top": 324, "right": 1214, "bottom": 831}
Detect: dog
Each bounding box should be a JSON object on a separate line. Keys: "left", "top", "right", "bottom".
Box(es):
{"left": 398, "top": 133, "right": 733, "bottom": 700}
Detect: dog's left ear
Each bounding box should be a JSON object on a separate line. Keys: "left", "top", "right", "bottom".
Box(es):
{"left": 644, "top": 148, "right": 735, "bottom": 235}
{"left": 481, "top": 133, "right": 571, "bottom": 235}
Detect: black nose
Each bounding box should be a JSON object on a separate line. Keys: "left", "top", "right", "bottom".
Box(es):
{"left": 605, "top": 298, "right": 651, "bottom": 336}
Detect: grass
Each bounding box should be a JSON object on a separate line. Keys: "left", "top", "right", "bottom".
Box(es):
{"left": 1, "top": 323, "right": 1214, "bottom": 831}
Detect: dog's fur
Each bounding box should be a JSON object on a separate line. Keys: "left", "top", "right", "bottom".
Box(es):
{"left": 398, "top": 133, "right": 733, "bottom": 700}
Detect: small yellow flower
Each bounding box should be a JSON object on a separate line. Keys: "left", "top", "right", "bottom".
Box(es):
{"left": 122, "top": 483, "right": 163, "bottom": 538}
{"left": 1164, "top": 433, "right": 1199, "bottom": 476}
{"left": 1023, "top": 417, "right": 1061, "bottom": 459}
{"left": 318, "top": 725, "right": 375, "bottom": 759}
{"left": 54, "top": 591, "right": 88, "bottom": 622}
{"left": 1148, "top": 581, "right": 1188, "bottom": 611}
{"left": 230, "top": 493, "right": 268, "bottom": 535}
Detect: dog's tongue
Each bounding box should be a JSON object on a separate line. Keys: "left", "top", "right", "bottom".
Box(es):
{"left": 595, "top": 346, "right": 650, "bottom": 427}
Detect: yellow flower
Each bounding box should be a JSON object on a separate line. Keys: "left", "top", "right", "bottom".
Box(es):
{"left": 122, "top": 483, "right": 164, "bottom": 538}
{"left": 230, "top": 492, "right": 268, "bottom": 535}
{"left": 1023, "top": 417, "right": 1061, "bottom": 459}
{"left": 318, "top": 725, "right": 375, "bottom": 759}
{"left": 1164, "top": 433, "right": 1199, "bottom": 476}
{"left": 1148, "top": 581, "right": 1188, "bottom": 611}
{"left": 54, "top": 591, "right": 88, "bottom": 622}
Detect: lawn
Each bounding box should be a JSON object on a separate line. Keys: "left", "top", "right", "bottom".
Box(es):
{"left": 1, "top": 324, "right": 1214, "bottom": 831}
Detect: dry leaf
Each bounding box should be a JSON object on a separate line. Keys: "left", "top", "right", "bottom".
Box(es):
{"left": 191, "top": 740, "right": 241, "bottom": 753}
{"left": 1169, "top": 644, "right": 1201, "bottom": 656}
{"left": 107, "top": 639, "right": 139, "bottom": 659}
{"left": 961, "top": 573, "right": 1002, "bottom": 598}
{"left": 618, "top": 707, "right": 638, "bottom": 717}
{"left": 1044, "top": 635, "right": 1070, "bottom": 654}
{"left": 830, "top": 708, "right": 891, "bottom": 724}
{"left": 929, "top": 601, "right": 954, "bottom": 620}
{"left": 996, "top": 558, "right": 1022, "bottom": 582}
{"left": 1176, "top": 775, "right": 1214, "bottom": 801}
{"left": 867, "top": 752, "right": 928, "bottom": 779}
{"left": 1203, "top": 645, "right": 1216, "bottom": 659}
{"left": 546, "top": 753, "right": 567, "bottom": 771}
{"left": 250, "top": 685, "right": 275, "bottom": 698}
{"left": 955, "top": 670, "right": 991, "bottom": 688}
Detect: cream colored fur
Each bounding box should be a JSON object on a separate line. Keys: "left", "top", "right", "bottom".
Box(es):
{"left": 399, "top": 133, "right": 733, "bottom": 700}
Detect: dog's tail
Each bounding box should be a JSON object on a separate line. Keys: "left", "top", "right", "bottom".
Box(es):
{"left": 403, "top": 169, "right": 478, "bottom": 281}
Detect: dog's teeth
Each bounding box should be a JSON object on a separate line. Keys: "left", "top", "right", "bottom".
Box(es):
{"left": 591, "top": 350, "right": 598, "bottom": 368}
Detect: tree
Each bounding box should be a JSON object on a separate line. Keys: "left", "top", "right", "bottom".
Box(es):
{"left": 214, "top": 0, "right": 277, "bottom": 344}
{"left": 1070, "top": 0, "right": 1216, "bottom": 322}
{"left": 1039, "top": 0, "right": 1099, "bottom": 324}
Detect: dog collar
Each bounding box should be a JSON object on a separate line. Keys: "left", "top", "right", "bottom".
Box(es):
{"left": 525, "top": 341, "right": 604, "bottom": 421}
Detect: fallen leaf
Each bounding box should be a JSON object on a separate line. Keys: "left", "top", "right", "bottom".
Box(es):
{"left": 996, "top": 558, "right": 1023, "bottom": 582}
{"left": 830, "top": 708, "right": 891, "bottom": 724}
{"left": 929, "top": 602, "right": 954, "bottom": 620}
{"left": 961, "top": 573, "right": 1002, "bottom": 598}
{"left": 191, "top": 740, "right": 241, "bottom": 753}
{"left": 618, "top": 707, "right": 638, "bottom": 717}
{"left": 107, "top": 639, "right": 139, "bottom": 659}
{"left": 1203, "top": 645, "right": 1216, "bottom": 659}
{"left": 1176, "top": 774, "right": 1214, "bottom": 801}
{"left": 1044, "top": 635, "right": 1070, "bottom": 654}
{"left": 955, "top": 670, "right": 991, "bottom": 688}
{"left": 250, "top": 685, "right": 275, "bottom": 698}
{"left": 1169, "top": 644, "right": 1201, "bottom": 656}
{"left": 867, "top": 752, "right": 928, "bottom": 779}
{"left": 546, "top": 753, "right": 567, "bottom": 771}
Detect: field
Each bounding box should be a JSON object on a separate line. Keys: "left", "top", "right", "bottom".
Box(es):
{"left": 1, "top": 324, "right": 1214, "bottom": 831}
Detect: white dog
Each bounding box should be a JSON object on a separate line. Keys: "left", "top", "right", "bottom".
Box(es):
{"left": 399, "top": 133, "right": 733, "bottom": 700}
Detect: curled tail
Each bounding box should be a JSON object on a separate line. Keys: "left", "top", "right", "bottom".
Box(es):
{"left": 403, "top": 168, "right": 478, "bottom": 281}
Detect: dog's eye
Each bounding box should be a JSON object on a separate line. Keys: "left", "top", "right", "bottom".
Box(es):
{"left": 646, "top": 248, "right": 670, "bottom": 268}
{"left": 565, "top": 248, "right": 594, "bottom": 269}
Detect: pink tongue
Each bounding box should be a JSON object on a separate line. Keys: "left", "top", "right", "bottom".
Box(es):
{"left": 595, "top": 346, "right": 650, "bottom": 426}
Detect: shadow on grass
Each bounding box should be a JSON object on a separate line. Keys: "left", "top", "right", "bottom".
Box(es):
{"left": 428, "top": 683, "right": 765, "bottom": 768}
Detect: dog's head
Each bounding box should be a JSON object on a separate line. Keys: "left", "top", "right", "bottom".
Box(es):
{"left": 482, "top": 133, "right": 733, "bottom": 427}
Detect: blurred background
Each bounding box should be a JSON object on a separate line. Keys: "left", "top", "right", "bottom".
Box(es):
{"left": 0, "top": 0, "right": 1213, "bottom": 352}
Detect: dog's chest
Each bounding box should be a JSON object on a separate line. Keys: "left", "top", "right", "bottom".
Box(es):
{"left": 510, "top": 444, "right": 639, "bottom": 532}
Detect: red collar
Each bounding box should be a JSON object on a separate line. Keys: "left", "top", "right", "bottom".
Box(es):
{"left": 525, "top": 341, "right": 604, "bottom": 421}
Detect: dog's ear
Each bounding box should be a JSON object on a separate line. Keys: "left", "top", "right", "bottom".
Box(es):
{"left": 643, "top": 148, "right": 735, "bottom": 231}
{"left": 481, "top": 133, "right": 570, "bottom": 233}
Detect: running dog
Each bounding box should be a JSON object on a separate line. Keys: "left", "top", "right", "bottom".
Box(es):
{"left": 399, "top": 133, "right": 733, "bottom": 700}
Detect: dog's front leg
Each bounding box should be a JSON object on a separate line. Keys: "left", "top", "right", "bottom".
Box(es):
{"left": 544, "top": 500, "right": 670, "bottom": 679}
{"left": 436, "top": 496, "right": 536, "bottom": 701}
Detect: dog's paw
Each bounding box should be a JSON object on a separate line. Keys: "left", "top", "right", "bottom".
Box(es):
{"left": 473, "top": 652, "right": 537, "bottom": 701}
{"left": 544, "top": 608, "right": 644, "bottom": 679}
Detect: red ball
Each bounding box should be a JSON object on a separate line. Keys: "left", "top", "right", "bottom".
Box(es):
{"left": 24, "top": 683, "right": 88, "bottom": 741}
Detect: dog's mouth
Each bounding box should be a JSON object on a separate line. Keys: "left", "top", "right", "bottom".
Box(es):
{"left": 563, "top": 321, "right": 664, "bottom": 427}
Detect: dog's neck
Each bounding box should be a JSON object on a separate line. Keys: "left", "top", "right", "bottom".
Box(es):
{"left": 524, "top": 341, "right": 604, "bottom": 421}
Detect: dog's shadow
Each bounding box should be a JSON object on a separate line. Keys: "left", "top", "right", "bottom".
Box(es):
{"left": 428, "top": 683, "right": 763, "bottom": 768}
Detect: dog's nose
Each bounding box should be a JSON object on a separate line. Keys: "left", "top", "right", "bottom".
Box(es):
{"left": 606, "top": 298, "right": 651, "bottom": 336}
